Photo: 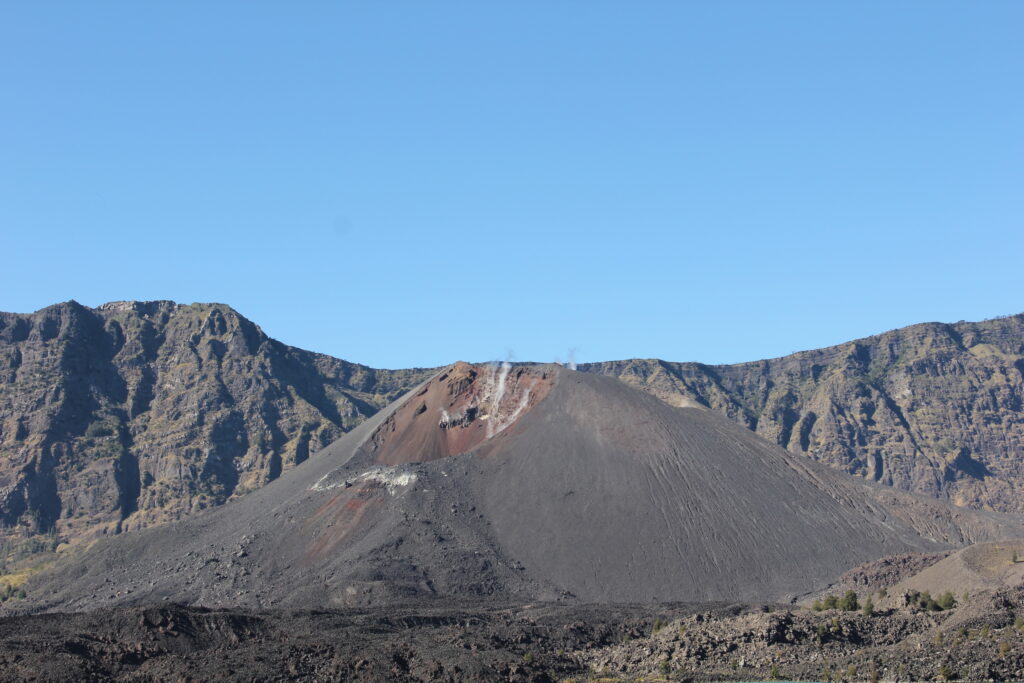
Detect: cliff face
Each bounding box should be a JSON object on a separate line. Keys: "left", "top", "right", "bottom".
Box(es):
{"left": 1, "top": 302, "right": 1022, "bottom": 550}
{"left": 0, "top": 301, "right": 433, "bottom": 545}
{"left": 580, "top": 315, "right": 1024, "bottom": 514}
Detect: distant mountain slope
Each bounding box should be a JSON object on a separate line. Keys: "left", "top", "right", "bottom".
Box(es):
{"left": 0, "top": 301, "right": 433, "bottom": 547}
{"left": 1, "top": 302, "right": 1022, "bottom": 556}
{"left": 580, "top": 314, "right": 1024, "bottom": 513}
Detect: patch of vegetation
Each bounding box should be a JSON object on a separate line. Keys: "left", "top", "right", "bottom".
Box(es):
{"left": 812, "top": 590, "right": 860, "bottom": 612}
{"left": 907, "top": 590, "right": 956, "bottom": 611}
{"left": 0, "top": 532, "right": 59, "bottom": 573}
{"left": 84, "top": 417, "right": 119, "bottom": 438}
{"left": 0, "top": 582, "right": 26, "bottom": 602}
{"left": 658, "top": 657, "right": 671, "bottom": 675}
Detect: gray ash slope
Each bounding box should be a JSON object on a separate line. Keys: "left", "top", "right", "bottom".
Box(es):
{"left": 15, "top": 364, "right": 1023, "bottom": 613}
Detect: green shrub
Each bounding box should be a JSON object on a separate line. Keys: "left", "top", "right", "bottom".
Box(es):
{"left": 839, "top": 590, "right": 859, "bottom": 611}
{"left": 84, "top": 419, "right": 117, "bottom": 438}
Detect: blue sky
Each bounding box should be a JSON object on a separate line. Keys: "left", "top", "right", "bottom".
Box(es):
{"left": 2, "top": 2, "right": 1022, "bottom": 369}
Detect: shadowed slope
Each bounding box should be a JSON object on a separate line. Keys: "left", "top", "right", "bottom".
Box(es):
{"left": 13, "top": 366, "right": 1023, "bottom": 613}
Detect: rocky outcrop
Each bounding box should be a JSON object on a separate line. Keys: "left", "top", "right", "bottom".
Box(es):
{"left": 582, "top": 587, "right": 1024, "bottom": 682}
{"left": 581, "top": 314, "right": 1024, "bottom": 514}
{"left": 0, "top": 301, "right": 433, "bottom": 547}
{"left": 0, "top": 596, "right": 1022, "bottom": 682}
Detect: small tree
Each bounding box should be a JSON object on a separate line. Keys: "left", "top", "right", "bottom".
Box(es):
{"left": 839, "top": 590, "right": 859, "bottom": 611}
{"left": 937, "top": 591, "right": 956, "bottom": 610}
{"left": 862, "top": 596, "right": 875, "bottom": 617}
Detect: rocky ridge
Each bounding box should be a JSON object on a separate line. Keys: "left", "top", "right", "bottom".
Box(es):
{"left": 0, "top": 300, "right": 432, "bottom": 547}
{"left": 580, "top": 313, "right": 1024, "bottom": 513}
{"left": 2, "top": 301, "right": 1023, "bottom": 556}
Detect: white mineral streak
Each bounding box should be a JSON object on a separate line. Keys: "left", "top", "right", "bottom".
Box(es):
{"left": 486, "top": 361, "right": 512, "bottom": 437}
{"left": 310, "top": 466, "right": 417, "bottom": 494}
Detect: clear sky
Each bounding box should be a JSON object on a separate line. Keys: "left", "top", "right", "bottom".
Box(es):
{"left": 2, "top": 2, "right": 1022, "bottom": 369}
